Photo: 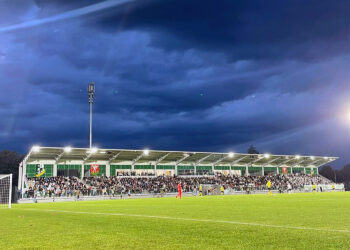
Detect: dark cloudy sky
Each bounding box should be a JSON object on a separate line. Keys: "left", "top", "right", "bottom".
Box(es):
{"left": 2, "top": 0, "right": 350, "bottom": 167}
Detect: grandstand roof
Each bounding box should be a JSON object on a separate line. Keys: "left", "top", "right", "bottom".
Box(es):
{"left": 22, "top": 147, "right": 338, "bottom": 168}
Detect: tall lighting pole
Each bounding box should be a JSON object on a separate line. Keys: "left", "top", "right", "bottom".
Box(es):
{"left": 88, "top": 82, "right": 95, "bottom": 149}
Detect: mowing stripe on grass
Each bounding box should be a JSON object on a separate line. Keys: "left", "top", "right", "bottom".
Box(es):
{"left": 14, "top": 208, "right": 350, "bottom": 234}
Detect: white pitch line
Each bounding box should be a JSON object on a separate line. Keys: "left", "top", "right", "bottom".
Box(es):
{"left": 13, "top": 208, "right": 350, "bottom": 234}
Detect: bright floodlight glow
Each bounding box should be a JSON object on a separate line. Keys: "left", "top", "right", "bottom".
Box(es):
{"left": 264, "top": 153, "right": 270, "bottom": 159}
{"left": 310, "top": 156, "right": 315, "bottom": 160}
{"left": 32, "top": 146, "right": 40, "bottom": 153}
{"left": 90, "top": 147, "right": 98, "bottom": 154}
{"left": 64, "top": 146, "right": 72, "bottom": 153}
{"left": 228, "top": 152, "right": 234, "bottom": 158}
{"left": 143, "top": 149, "right": 149, "bottom": 156}
{"left": 295, "top": 155, "right": 300, "bottom": 159}
{"left": 324, "top": 156, "right": 329, "bottom": 160}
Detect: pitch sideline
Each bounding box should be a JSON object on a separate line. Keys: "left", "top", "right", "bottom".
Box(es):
{"left": 13, "top": 207, "right": 350, "bottom": 234}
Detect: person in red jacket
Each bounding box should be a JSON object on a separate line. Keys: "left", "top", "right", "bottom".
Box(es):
{"left": 176, "top": 182, "right": 182, "bottom": 199}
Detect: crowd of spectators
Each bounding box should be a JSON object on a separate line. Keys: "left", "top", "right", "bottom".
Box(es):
{"left": 23, "top": 173, "right": 333, "bottom": 198}
{"left": 116, "top": 171, "right": 155, "bottom": 177}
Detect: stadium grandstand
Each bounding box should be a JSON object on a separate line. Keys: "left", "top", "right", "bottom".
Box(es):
{"left": 17, "top": 146, "right": 343, "bottom": 200}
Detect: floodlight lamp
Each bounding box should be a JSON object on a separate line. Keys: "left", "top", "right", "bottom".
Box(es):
{"left": 88, "top": 82, "right": 95, "bottom": 94}
{"left": 310, "top": 156, "right": 315, "bottom": 160}
{"left": 295, "top": 155, "right": 300, "bottom": 159}
{"left": 91, "top": 147, "right": 98, "bottom": 154}
{"left": 64, "top": 146, "right": 72, "bottom": 153}
{"left": 228, "top": 152, "right": 234, "bottom": 158}
{"left": 264, "top": 153, "right": 270, "bottom": 159}
{"left": 143, "top": 149, "right": 149, "bottom": 156}
{"left": 32, "top": 146, "right": 40, "bottom": 153}
{"left": 324, "top": 156, "right": 329, "bottom": 160}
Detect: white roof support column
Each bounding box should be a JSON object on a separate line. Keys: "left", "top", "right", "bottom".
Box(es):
{"left": 53, "top": 151, "right": 65, "bottom": 178}
{"left": 21, "top": 158, "right": 28, "bottom": 196}
{"left": 175, "top": 154, "right": 191, "bottom": 175}
{"left": 229, "top": 155, "right": 249, "bottom": 176}
{"left": 20, "top": 151, "right": 32, "bottom": 192}
{"left": 53, "top": 163, "right": 57, "bottom": 177}
{"left": 132, "top": 153, "right": 144, "bottom": 170}
{"left": 154, "top": 153, "right": 170, "bottom": 175}
{"left": 18, "top": 162, "right": 23, "bottom": 191}
{"left": 264, "top": 157, "right": 282, "bottom": 174}
{"left": 82, "top": 152, "right": 97, "bottom": 177}
{"left": 22, "top": 163, "right": 26, "bottom": 195}
{"left": 108, "top": 152, "right": 121, "bottom": 177}
{"left": 106, "top": 163, "right": 110, "bottom": 177}
{"left": 195, "top": 154, "right": 213, "bottom": 174}
{"left": 81, "top": 164, "right": 84, "bottom": 179}
{"left": 291, "top": 159, "right": 308, "bottom": 173}
{"left": 212, "top": 154, "right": 228, "bottom": 174}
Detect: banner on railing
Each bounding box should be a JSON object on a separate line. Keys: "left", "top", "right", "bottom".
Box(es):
{"left": 303, "top": 184, "right": 344, "bottom": 191}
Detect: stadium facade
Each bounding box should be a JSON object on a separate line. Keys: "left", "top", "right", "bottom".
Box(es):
{"left": 18, "top": 146, "right": 337, "bottom": 191}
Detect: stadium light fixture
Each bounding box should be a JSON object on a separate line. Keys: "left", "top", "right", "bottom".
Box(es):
{"left": 295, "top": 155, "right": 300, "bottom": 159}
{"left": 88, "top": 82, "right": 95, "bottom": 149}
{"left": 264, "top": 153, "right": 270, "bottom": 159}
{"left": 324, "top": 156, "right": 329, "bottom": 160}
{"left": 64, "top": 146, "right": 72, "bottom": 153}
{"left": 32, "top": 146, "right": 40, "bottom": 153}
{"left": 143, "top": 149, "right": 149, "bottom": 156}
{"left": 228, "top": 152, "right": 234, "bottom": 158}
{"left": 310, "top": 156, "right": 315, "bottom": 160}
{"left": 90, "top": 147, "right": 98, "bottom": 154}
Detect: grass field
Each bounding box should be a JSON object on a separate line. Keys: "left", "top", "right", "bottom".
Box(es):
{"left": 1, "top": 192, "right": 350, "bottom": 249}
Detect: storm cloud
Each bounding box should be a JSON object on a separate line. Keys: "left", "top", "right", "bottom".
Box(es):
{"left": 1, "top": 0, "right": 350, "bottom": 167}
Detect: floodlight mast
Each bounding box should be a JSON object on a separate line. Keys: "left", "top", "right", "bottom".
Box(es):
{"left": 88, "top": 82, "right": 95, "bottom": 149}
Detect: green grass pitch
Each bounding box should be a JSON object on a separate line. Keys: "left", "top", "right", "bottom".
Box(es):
{"left": 1, "top": 192, "right": 350, "bottom": 249}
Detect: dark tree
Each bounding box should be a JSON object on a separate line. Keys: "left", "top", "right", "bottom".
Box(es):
{"left": 0, "top": 150, "right": 24, "bottom": 186}
{"left": 319, "top": 165, "right": 336, "bottom": 182}
{"left": 247, "top": 145, "right": 259, "bottom": 154}
{"left": 338, "top": 164, "right": 350, "bottom": 182}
